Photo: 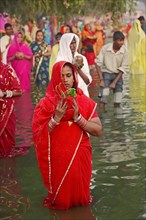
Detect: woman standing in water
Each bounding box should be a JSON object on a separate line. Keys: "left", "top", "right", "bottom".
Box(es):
{"left": 7, "top": 31, "right": 33, "bottom": 91}
{"left": 30, "top": 30, "right": 51, "bottom": 86}
{"left": 0, "top": 56, "right": 28, "bottom": 158}
{"left": 32, "top": 61, "right": 102, "bottom": 209}
{"left": 128, "top": 19, "right": 145, "bottom": 74}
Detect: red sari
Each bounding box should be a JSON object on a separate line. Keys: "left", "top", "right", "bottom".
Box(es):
{"left": 32, "top": 61, "right": 98, "bottom": 210}
{"left": 0, "top": 61, "right": 28, "bottom": 158}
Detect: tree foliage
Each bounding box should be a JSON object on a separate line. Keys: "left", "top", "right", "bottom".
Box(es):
{"left": 0, "top": 0, "right": 138, "bottom": 24}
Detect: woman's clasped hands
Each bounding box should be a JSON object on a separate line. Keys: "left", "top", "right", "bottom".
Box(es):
{"left": 53, "top": 98, "right": 79, "bottom": 123}
{"left": 15, "top": 52, "right": 24, "bottom": 59}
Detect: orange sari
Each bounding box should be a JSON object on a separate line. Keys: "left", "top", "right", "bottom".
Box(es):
{"left": 81, "top": 24, "right": 96, "bottom": 48}
{"left": 93, "top": 30, "right": 105, "bottom": 56}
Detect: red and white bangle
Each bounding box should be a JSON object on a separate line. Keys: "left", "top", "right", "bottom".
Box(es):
{"left": 48, "top": 116, "right": 60, "bottom": 131}
{"left": 74, "top": 114, "right": 82, "bottom": 123}
{"left": 74, "top": 114, "right": 87, "bottom": 129}
{"left": 51, "top": 116, "right": 60, "bottom": 125}
{"left": 6, "top": 90, "right": 13, "bottom": 97}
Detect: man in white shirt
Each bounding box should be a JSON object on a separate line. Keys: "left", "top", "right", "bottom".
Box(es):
{"left": 95, "top": 31, "right": 129, "bottom": 108}
{"left": 56, "top": 33, "right": 92, "bottom": 97}
{"left": 0, "top": 23, "right": 14, "bottom": 64}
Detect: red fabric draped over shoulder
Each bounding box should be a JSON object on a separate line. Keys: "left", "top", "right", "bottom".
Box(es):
{"left": 0, "top": 61, "right": 21, "bottom": 157}
{"left": 0, "top": 61, "right": 21, "bottom": 135}
{"left": 32, "top": 61, "right": 98, "bottom": 209}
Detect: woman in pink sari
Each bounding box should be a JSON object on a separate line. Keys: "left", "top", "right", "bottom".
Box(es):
{"left": 32, "top": 61, "right": 102, "bottom": 210}
{"left": 0, "top": 58, "right": 29, "bottom": 158}
{"left": 7, "top": 31, "right": 33, "bottom": 91}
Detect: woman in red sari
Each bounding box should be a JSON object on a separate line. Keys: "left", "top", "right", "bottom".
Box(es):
{"left": 0, "top": 58, "right": 28, "bottom": 158}
{"left": 32, "top": 61, "right": 102, "bottom": 210}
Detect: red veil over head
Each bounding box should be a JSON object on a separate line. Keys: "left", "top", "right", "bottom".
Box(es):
{"left": 32, "top": 61, "right": 97, "bottom": 209}
{"left": 46, "top": 61, "right": 78, "bottom": 103}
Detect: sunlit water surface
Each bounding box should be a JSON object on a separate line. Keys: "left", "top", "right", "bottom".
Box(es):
{"left": 0, "top": 73, "right": 145, "bottom": 220}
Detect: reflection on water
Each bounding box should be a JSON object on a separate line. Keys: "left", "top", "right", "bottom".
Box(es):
{"left": 1, "top": 74, "right": 146, "bottom": 220}
{"left": 0, "top": 159, "right": 30, "bottom": 220}
{"left": 15, "top": 91, "right": 34, "bottom": 149}
{"left": 90, "top": 73, "right": 146, "bottom": 220}
{"left": 129, "top": 74, "right": 146, "bottom": 116}
{"left": 49, "top": 206, "right": 96, "bottom": 220}
{"left": 31, "top": 81, "right": 47, "bottom": 106}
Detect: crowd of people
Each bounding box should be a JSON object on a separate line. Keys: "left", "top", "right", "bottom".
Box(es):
{"left": 0, "top": 13, "right": 146, "bottom": 210}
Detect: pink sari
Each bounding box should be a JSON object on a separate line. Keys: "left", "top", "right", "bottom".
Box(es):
{"left": 7, "top": 32, "right": 33, "bottom": 91}
{"left": 0, "top": 61, "right": 28, "bottom": 158}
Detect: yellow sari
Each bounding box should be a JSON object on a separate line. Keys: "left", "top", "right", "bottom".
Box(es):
{"left": 136, "top": 36, "right": 146, "bottom": 75}
{"left": 128, "top": 19, "right": 145, "bottom": 74}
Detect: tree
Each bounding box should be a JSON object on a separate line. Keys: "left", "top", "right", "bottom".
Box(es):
{"left": 0, "top": 0, "right": 138, "bottom": 24}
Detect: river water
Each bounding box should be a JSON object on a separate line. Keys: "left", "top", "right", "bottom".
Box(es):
{"left": 0, "top": 72, "right": 146, "bottom": 220}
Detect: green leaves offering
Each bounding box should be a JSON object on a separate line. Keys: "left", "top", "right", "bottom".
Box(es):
{"left": 68, "top": 88, "right": 77, "bottom": 97}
